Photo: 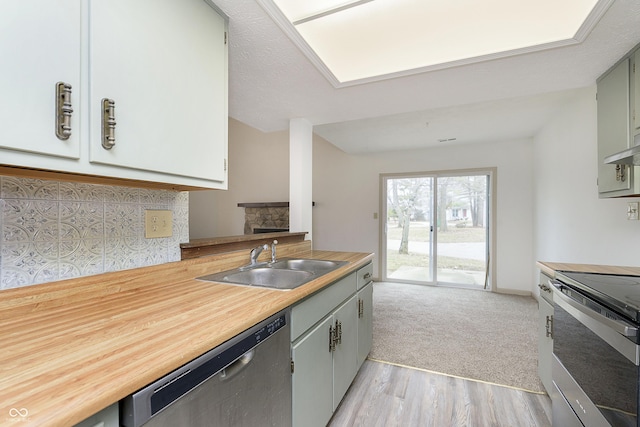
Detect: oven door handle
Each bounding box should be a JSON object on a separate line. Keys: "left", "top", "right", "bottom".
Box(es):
{"left": 550, "top": 279, "right": 639, "bottom": 338}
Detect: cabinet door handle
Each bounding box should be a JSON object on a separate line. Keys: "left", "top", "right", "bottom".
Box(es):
{"left": 358, "top": 299, "right": 364, "bottom": 318}
{"left": 363, "top": 272, "right": 372, "bottom": 280}
{"left": 101, "top": 98, "right": 116, "bottom": 149}
{"left": 329, "top": 325, "right": 335, "bottom": 352}
{"left": 545, "top": 315, "right": 553, "bottom": 339}
{"left": 616, "top": 164, "right": 626, "bottom": 182}
{"left": 55, "top": 82, "right": 73, "bottom": 140}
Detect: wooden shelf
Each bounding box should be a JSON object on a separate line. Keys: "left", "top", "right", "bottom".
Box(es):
{"left": 237, "top": 202, "right": 315, "bottom": 208}
{"left": 180, "top": 232, "right": 308, "bottom": 260}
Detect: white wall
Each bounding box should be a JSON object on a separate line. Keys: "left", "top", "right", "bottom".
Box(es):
{"left": 191, "top": 119, "right": 536, "bottom": 293}
{"left": 197, "top": 94, "right": 640, "bottom": 296}
{"left": 313, "top": 135, "right": 535, "bottom": 294}
{"left": 189, "top": 118, "right": 290, "bottom": 238}
{"left": 533, "top": 86, "right": 640, "bottom": 275}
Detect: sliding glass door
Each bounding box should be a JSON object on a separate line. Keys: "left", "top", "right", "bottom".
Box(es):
{"left": 381, "top": 170, "right": 493, "bottom": 289}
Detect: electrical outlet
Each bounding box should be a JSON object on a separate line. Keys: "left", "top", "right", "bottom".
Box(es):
{"left": 145, "top": 210, "right": 173, "bottom": 238}
{"left": 627, "top": 202, "right": 639, "bottom": 220}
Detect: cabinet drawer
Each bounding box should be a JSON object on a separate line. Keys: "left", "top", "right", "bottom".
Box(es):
{"left": 356, "top": 263, "right": 373, "bottom": 290}
{"left": 538, "top": 272, "right": 553, "bottom": 305}
{"left": 291, "top": 272, "right": 356, "bottom": 341}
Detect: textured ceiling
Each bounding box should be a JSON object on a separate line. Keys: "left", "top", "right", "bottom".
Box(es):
{"left": 212, "top": 0, "right": 640, "bottom": 153}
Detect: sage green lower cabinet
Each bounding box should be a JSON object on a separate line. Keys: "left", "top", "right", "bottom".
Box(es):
{"left": 73, "top": 402, "right": 118, "bottom": 427}
{"left": 291, "top": 263, "right": 373, "bottom": 427}
{"left": 292, "top": 316, "right": 335, "bottom": 427}
{"left": 538, "top": 296, "right": 554, "bottom": 394}
{"left": 331, "top": 295, "right": 358, "bottom": 410}
{"left": 357, "top": 281, "right": 373, "bottom": 367}
{"left": 537, "top": 272, "right": 554, "bottom": 395}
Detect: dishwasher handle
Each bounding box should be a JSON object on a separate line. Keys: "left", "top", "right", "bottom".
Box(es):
{"left": 220, "top": 349, "right": 255, "bottom": 381}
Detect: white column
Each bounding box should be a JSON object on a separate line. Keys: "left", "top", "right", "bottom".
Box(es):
{"left": 289, "top": 118, "right": 313, "bottom": 242}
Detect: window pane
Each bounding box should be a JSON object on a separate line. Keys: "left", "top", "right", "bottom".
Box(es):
{"left": 436, "top": 175, "right": 488, "bottom": 287}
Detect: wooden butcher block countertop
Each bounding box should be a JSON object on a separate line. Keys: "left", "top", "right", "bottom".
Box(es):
{"left": 537, "top": 261, "right": 640, "bottom": 278}
{"left": 0, "top": 245, "right": 373, "bottom": 426}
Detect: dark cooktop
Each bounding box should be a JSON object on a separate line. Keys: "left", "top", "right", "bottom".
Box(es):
{"left": 558, "top": 271, "right": 640, "bottom": 323}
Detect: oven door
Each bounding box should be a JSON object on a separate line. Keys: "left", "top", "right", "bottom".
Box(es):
{"left": 551, "top": 279, "right": 639, "bottom": 427}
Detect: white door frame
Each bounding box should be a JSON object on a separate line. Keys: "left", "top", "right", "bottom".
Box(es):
{"left": 379, "top": 167, "right": 497, "bottom": 291}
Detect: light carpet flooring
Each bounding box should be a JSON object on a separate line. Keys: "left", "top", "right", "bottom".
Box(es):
{"left": 369, "top": 282, "right": 545, "bottom": 393}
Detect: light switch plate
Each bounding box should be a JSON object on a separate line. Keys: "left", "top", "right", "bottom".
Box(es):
{"left": 145, "top": 210, "right": 173, "bottom": 238}
{"left": 627, "top": 202, "right": 639, "bottom": 220}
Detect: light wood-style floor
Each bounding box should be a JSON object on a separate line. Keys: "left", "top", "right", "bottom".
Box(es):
{"left": 329, "top": 359, "right": 552, "bottom": 427}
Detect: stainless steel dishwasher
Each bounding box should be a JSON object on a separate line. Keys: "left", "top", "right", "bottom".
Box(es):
{"left": 120, "top": 309, "right": 291, "bottom": 427}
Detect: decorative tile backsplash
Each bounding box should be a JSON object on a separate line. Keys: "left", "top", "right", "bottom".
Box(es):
{"left": 0, "top": 176, "right": 189, "bottom": 290}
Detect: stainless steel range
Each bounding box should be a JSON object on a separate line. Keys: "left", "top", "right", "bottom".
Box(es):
{"left": 549, "top": 271, "right": 640, "bottom": 427}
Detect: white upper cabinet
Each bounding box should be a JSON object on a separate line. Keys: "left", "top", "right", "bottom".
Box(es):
{"left": 0, "top": 0, "right": 228, "bottom": 190}
{"left": 0, "top": 1, "right": 81, "bottom": 159}
{"left": 88, "top": 0, "right": 227, "bottom": 184}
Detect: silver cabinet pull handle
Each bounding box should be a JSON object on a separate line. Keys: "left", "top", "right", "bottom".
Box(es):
{"left": 329, "top": 325, "right": 335, "bottom": 352}
{"left": 363, "top": 272, "right": 372, "bottom": 280}
{"left": 55, "top": 82, "right": 73, "bottom": 140}
{"left": 545, "top": 315, "right": 553, "bottom": 338}
{"left": 101, "top": 98, "right": 116, "bottom": 149}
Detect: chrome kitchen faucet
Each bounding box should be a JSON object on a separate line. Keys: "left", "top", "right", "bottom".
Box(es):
{"left": 249, "top": 244, "right": 269, "bottom": 266}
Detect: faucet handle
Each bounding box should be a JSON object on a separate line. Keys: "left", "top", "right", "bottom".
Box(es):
{"left": 271, "top": 240, "right": 278, "bottom": 263}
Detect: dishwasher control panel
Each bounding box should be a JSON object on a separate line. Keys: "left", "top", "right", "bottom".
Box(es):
{"left": 260, "top": 314, "right": 287, "bottom": 342}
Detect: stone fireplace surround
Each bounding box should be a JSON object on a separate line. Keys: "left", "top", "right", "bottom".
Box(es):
{"left": 238, "top": 202, "right": 289, "bottom": 235}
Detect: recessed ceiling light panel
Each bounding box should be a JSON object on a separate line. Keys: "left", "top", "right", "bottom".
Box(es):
{"left": 258, "top": 0, "right": 613, "bottom": 87}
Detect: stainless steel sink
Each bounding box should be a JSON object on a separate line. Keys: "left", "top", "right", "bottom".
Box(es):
{"left": 197, "top": 258, "right": 347, "bottom": 290}
{"left": 269, "top": 258, "right": 347, "bottom": 274}
{"left": 220, "top": 268, "right": 313, "bottom": 290}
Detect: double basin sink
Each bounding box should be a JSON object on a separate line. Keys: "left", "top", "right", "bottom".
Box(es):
{"left": 197, "top": 258, "right": 348, "bottom": 290}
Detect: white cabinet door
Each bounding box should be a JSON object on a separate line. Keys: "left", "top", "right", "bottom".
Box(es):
{"left": 597, "top": 58, "right": 632, "bottom": 195}
{"left": 332, "top": 295, "right": 358, "bottom": 411}
{"left": 0, "top": 1, "right": 81, "bottom": 159}
{"left": 357, "top": 281, "right": 373, "bottom": 368}
{"left": 292, "top": 316, "right": 334, "bottom": 427}
{"left": 88, "top": 0, "right": 227, "bottom": 184}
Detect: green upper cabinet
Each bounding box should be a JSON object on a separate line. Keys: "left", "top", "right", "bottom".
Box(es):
{"left": 597, "top": 46, "right": 640, "bottom": 198}
{"left": 633, "top": 50, "right": 640, "bottom": 139}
